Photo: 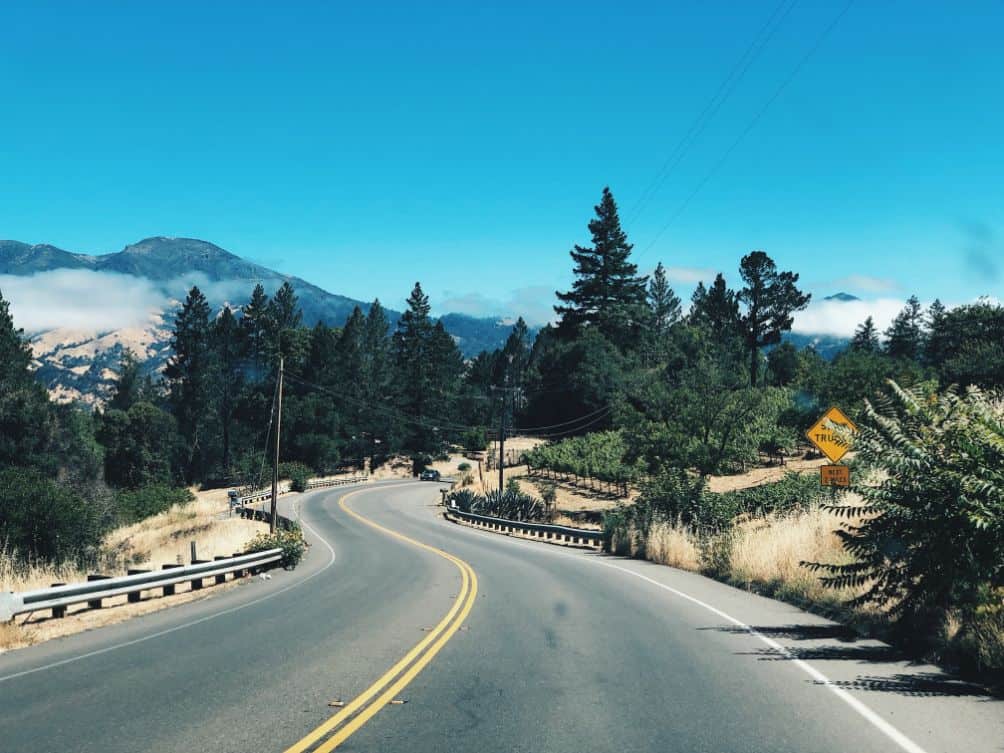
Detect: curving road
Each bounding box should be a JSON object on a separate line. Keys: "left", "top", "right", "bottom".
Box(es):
{"left": 1, "top": 481, "right": 1000, "bottom": 752}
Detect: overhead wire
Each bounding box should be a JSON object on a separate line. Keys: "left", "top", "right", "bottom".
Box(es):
{"left": 626, "top": 0, "right": 798, "bottom": 226}
{"left": 635, "top": 0, "right": 857, "bottom": 263}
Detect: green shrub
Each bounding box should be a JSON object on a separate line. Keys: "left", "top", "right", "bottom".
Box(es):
{"left": 0, "top": 468, "right": 106, "bottom": 564}
{"left": 447, "top": 487, "right": 545, "bottom": 521}
{"left": 462, "top": 428, "right": 488, "bottom": 452}
{"left": 244, "top": 526, "right": 306, "bottom": 568}
{"left": 115, "top": 485, "right": 194, "bottom": 524}
{"left": 807, "top": 381, "right": 1004, "bottom": 651}
{"left": 717, "top": 472, "right": 822, "bottom": 520}
{"left": 457, "top": 462, "right": 472, "bottom": 472}
{"left": 278, "top": 461, "right": 312, "bottom": 492}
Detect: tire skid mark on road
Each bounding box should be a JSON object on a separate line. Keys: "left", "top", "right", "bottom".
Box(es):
{"left": 284, "top": 485, "right": 478, "bottom": 753}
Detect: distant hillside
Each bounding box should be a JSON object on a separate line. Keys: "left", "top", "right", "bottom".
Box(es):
{"left": 2, "top": 237, "right": 526, "bottom": 404}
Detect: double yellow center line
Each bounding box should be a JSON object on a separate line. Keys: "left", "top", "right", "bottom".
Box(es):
{"left": 283, "top": 486, "right": 478, "bottom": 753}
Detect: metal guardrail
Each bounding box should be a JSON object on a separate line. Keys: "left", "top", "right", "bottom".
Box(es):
{"left": 444, "top": 505, "right": 606, "bottom": 550}
{"left": 305, "top": 474, "right": 368, "bottom": 490}
{"left": 1, "top": 474, "right": 372, "bottom": 623}
{"left": 0, "top": 548, "right": 283, "bottom": 622}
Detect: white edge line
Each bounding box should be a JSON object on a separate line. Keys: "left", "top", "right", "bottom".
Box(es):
{"left": 441, "top": 510, "right": 931, "bottom": 753}
{"left": 0, "top": 496, "right": 339, "bottom": 684}
{"left": 594, "top": 561, "right": 930, "bottom": 753}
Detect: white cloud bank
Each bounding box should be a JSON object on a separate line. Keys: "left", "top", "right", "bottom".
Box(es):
{"left": 438, "top": 285, "right": 557, "bottom": 327}
{"left": 1, "top": 270, "right": 169, "bottom": 332}
{"left": 792, "top": 297, "right": 913, "bottom": 338}
{"left": 0, "top": 269, "right": 285, "bottom": 335}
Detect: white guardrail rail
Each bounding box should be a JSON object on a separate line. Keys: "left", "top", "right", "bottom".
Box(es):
{"left": 1, "top": 474, "right": 372, "bottom": 623}
{"left": 443, "top": 503, "right": 606, "bottom": 550}
{"left": 0, "top": 548, "right": 283, "bottom": 622}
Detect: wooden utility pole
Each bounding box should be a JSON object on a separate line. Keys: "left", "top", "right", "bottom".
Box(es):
{"left": 270, "top": 356, "right": 284, "bottom": 533}
{"left": 498, "top": 386, "right": 506, "bottom": 493}
{"left": 497, "top": 355, "right": 513, "bottom": 493}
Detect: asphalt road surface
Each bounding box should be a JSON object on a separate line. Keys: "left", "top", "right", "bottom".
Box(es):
{"left": 2, "top": 481, "right": 1001, "bottom": 753}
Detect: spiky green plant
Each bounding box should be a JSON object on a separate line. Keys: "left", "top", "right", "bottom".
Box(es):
{"left": 805, "top": 381, "right": 1004, "bottom": 637}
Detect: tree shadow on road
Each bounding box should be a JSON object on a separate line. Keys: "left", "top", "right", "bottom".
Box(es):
{"left": 700, "top": 623, "right": 998, "bottom": 700}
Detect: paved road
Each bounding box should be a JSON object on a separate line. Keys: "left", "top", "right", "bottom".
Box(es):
{"left": 2, "top": 481, "right": 1001, "bottom": 752}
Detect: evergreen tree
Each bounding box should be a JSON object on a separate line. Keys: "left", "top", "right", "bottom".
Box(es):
{"left": 884, "top": 295, "right": 924, "bottom": 361}
{"left": 689, "top": 274, "right": 740, "bottom": 344}
{"left": 336, "top": 307, "right": 368, "bottom": 451}
{"left": 107, "top": 350, "right": 143, "bottom": 412}
{"left": 923, "top": 298, "right": 948, "bottom": 366}
{"left": 0, "top": 287, "right": 34, "bottom": 388}
{"left": 0, "top": 288, "right": 55, "bottom": 470}
{"left": 850, "top": 316, "right": 880, "bottom": 353}
{"left": 646, "top": 262, "right": 681, "bottom": 362}
{"left": 241, "top": 283, "right": 272, "bottom": 375}
{"left": 362, "top": 299, "right": 396, "bottom": 454}
{"left": 267, "top": 281, "right": 306, "bottom": 367}
{"left": 554, "top": 187, "right": 648, "bottom": 347}
{"left": 427, "top": 320, "right": 466, "bottom": 446}
{"left": 305, "top": 321, "right": 339, "bottom": 386}
{"left": 925, "top": 300, "right": 1004, "bottom": 388}
{"left": 394, "top": 283, "right": 436, "bottom": 450}
{"left": 500, "top": 317, "right": 531, "bottom": 412}
{"left": 164, "top": 286, "right": 220, "bottom": 482}
{"left": 213, "top": 306, "right": 243, "bottom": 474}
{"left": 737, "top": 251, "right": 811, "bottom": 386}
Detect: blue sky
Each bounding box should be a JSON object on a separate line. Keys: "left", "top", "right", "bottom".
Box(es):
{"left": 1, "top": 0, "right": 1001, "bottom": 330}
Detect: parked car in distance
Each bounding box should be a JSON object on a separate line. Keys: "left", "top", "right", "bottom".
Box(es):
{"left": 420, "top": 469, "right": 441, "bottom": 481}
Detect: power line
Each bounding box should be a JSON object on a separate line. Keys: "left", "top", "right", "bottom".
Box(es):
{"left": 635, "top": 0, "right": 856, "bottom": 263}
{"left": 284, "top": 372, "right": 484, "bottom": 434}
{"left": 513, "top": 404, "right": 613, "bottom": 433}
{"left": 626, "top": 0, "right": 797, "bottom": 226}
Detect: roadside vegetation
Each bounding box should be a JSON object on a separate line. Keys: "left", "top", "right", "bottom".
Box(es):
{"left": 1, "top": 186, "right": 1001, "bottom": 680}
{"left": 0, "top": 494, "right": 268, "bottom": 651}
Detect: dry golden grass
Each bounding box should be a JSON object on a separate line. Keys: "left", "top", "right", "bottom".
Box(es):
{"left": 726, "top": 506, "right": 864, "bottom": 608}
{"left": 645, "top": 520, "right": 702, "bottom": 571}
{"left": 1, "top": 496, "right": 268, "bottom": 653}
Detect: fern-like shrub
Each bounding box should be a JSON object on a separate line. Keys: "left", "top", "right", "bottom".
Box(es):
{"left": 805, "top": 381, "right": 1004, "bottom": 643}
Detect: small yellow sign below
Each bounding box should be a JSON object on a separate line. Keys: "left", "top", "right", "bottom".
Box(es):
{"left": 806, "top": 406, "right": 857, "bottom": 462}
{"left": 820, "top": 464, "right": 850, "bottom": 487}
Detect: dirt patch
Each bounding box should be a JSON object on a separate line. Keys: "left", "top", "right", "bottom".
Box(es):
{"left": 706, "top": 457, "right": 830, "bottom": 493}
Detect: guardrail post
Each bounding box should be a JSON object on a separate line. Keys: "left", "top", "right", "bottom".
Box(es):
{"left": 190, "top": 560, "right": 209, "bottom": 590}
{"left": 51, "top": 583, "right": 67, "bottom": 618}
{"left": 126, "top": 569, "right": 150, "bottom": 602}
{"left": 161, "top": 564, "right": 181, "bottom": 595}
{"left": 214, "top": 556, "right": 229, "bottom": 584}
{"left": 232, "top": 553, "right": 246, "bottom": 577}
{"left": 87, "top": 575, "right": 112, "bottom": 608}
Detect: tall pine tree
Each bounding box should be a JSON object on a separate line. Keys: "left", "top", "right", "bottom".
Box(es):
{"left": 884, "top": 295, "right": 924, "bottom": 361}
{"left": 394, "top": 283, "right": 435, "bottom": 450}
{"left": 737, "top": 251, "right": 810, "bottom": 386}
{"left": 646, "top": 261, "right": 681, "bottom": 363}
{"left": 554, "top": 187, "right": 648, "bottom": 348}
{"left": 689, "top": 274, "right": 740, "bottom": 344}
{"left": 850, "top": 316, "right": 880, "bottom": 353}
{"left": 164, "top": 286, "right": 220, "bottom": 482}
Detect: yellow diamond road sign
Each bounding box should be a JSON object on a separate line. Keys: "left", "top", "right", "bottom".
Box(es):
{"left": 806, "top": 406, "right": 857, "bottom": 463}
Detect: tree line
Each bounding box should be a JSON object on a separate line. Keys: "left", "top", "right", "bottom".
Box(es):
{"left": 2, "top": 185, "right": 1002, "bottom": 567}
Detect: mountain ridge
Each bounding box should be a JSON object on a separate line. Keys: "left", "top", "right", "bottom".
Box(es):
{"left": 1, "top": 236, "right": 527, "bottom": 404}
